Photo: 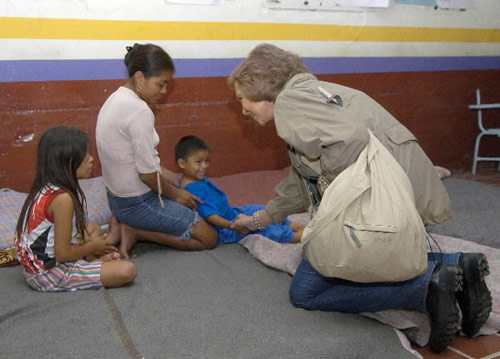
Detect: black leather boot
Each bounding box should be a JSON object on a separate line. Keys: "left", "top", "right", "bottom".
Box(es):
{"left": 457, "top": 253, "right": 492, "bottom": 337}
{"left": 426, "top": 263, "right": 463, "bottom": 353}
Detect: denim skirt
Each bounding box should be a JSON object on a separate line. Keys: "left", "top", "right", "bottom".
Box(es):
{"left": 107, "top": 190, "right": 199, "bottom": 241}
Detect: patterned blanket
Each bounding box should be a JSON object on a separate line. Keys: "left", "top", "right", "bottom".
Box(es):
{"left": 0, "top": 247, "right": 17, "bottom": 267}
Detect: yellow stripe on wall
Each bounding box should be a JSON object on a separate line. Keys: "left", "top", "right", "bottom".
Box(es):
{"left": 1, "top": 16, "right": 500, "bottom": 43}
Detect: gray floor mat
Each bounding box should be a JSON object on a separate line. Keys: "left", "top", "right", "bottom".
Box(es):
{"left": 0, "top": 244, "right": 416, "bottom": 359}
{"left": 429, "top": 177, "right": 500, "bottom": 248}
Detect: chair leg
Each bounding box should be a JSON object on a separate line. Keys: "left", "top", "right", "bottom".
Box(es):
{"left": 472, "top": 133, "right": 484, "bottom": 175}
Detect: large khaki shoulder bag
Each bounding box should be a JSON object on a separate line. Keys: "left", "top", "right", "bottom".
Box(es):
{"left": 301, "top": 131, "right": 428, "bottom": 283}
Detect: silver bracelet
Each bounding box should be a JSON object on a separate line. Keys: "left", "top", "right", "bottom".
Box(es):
{"left": 252, "top": 211, "right": 262, "bottom": 229}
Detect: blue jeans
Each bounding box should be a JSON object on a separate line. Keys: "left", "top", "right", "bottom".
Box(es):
{"left": 107, "top": 190, "right": 199, "bottom": 241}
{"left": 289, "top": 252, "right": 460, "bottom": 313}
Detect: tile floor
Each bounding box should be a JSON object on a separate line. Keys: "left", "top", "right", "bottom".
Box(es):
{"left": 413, "top": 163, "right": 500, "bottom": 359}
{"left": 414, "top": 334, "right": 500, "bottom": 359}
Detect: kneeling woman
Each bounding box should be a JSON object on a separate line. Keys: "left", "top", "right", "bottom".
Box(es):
{"left": 228, "top": 43, "right": 492, "bottom": 353}
{"left": 96, "top": 43, "right": 217, "bottom": 258}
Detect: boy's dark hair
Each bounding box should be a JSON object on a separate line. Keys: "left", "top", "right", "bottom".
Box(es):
{"left": 174, "top": 135, "right": 211, "bottom": 162}
{"left": 16, "top": 126, "right": 89, "bottom": 238}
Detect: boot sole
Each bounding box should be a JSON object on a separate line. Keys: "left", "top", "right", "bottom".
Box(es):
{"left": 427, "top": 264, "right": 463, "bottom": 353}
{"left": 457, "top": 253, "right": 493, "bottom": 338}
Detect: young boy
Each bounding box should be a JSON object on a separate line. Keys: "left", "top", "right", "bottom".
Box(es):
{"left": 175, "top": 135, "right": 304, "bottom": 244}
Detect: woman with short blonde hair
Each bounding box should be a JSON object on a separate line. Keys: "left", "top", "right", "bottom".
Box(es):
{"left": 228, "top": 43, "right": 308, "bottom": 101}
{"left": 228, "top": 43, "right": 492, "bottom": 354}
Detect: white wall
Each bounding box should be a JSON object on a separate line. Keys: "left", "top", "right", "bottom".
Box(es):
{"left": 0, "top": 0, "right": 499, "bottom": 61}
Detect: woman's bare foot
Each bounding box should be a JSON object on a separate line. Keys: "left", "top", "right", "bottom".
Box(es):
{"left": 106, "top": 216, "right": 122, "bottom": 246}
{"left": 120, "top": 224, "right": 139, "bottom": 259}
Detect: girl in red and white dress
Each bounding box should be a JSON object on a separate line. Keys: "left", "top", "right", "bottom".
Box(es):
{"left": 15, "top": 126, "right": 136, "bottom": 292}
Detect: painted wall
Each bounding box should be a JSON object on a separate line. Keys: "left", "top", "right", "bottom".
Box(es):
{"left": 1, "top": 0, "right": 500, "bottom": 191}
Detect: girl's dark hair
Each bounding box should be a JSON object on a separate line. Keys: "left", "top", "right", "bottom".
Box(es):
{"left": 16, "top": 126, "right": 89, "bottom": 238}
{"left": 174, "top": 135, "right": 211, "bottom": 162}
{"left": 124, "top": 43, "right": 175, "bottom": 78}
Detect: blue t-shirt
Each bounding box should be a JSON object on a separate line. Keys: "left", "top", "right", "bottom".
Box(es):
{"left": 184, "top": 177, "right": 237, "bottom": 221}
{"left": 184, "top": 177, "right": 294, "bottom": 244}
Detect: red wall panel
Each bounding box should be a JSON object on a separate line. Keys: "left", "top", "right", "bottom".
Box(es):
{"left": 1, "top": 70, "right": 499, "bottom": 192}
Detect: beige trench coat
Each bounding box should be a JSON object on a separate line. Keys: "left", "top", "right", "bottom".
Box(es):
{"left": 265, "top": 73, "right": 452, "bottom": 226}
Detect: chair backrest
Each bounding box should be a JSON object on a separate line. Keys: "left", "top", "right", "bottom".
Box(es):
{"left": 475, "top": 88, "right": 487, "bottom": 133}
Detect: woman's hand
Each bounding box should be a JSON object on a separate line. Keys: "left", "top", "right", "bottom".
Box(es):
{"left": 174, "top": 189, "right": 201, "bottom": 210}
{"left": 139, "top": 171, "right": 201, "bottom": 210}
{"left": 233, "top": 214, "right": 255, "bottom": 231}
{"left": 234, "top": 209, "right": 274, "bottom": 231}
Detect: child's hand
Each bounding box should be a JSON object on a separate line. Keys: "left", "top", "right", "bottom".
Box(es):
{"left": 90, "top": 237, "right": 118, "bottom": 257}
{"left": 231, "top": 223, "right": 250, "bottom": 234}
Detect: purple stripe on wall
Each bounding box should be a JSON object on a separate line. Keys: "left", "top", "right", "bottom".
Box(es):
{"left": 1, "top": 56, "right": 499, "bottom": 82}
{"left": 306, "top": 56, "right": 500, "bottom": 74}
{"left": 0, "top": 59, "right": 128, "bottom": 82}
